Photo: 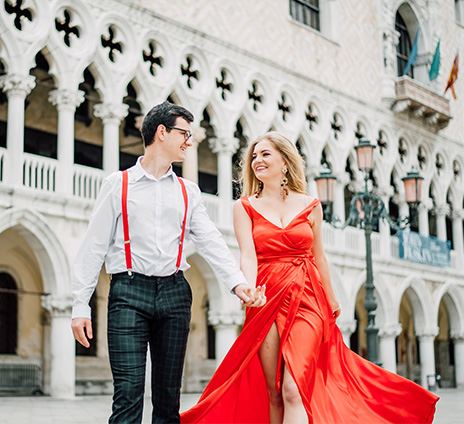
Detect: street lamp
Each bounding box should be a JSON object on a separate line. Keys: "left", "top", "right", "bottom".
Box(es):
{"left": 315, "top": 137, "right": 423, "bottom": 365}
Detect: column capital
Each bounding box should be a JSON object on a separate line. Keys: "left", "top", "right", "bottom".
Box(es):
{"left": 42, "top": 295, "right": 73, "bottom": 317}
{"left": 192, "top": 126, "right": 207, "bottom": 145}
{"left": 434, "top": 203, "right": 450, "bottom": 217}
{"left": 49, "top": 89, "right": 85, "bottom": 111}
{"left": 451, "top": 331, "right": 464, "bottom": 341}
{"left": 338, "top": 320, "right": 356, "bottom": 335}
{"left": 379, "top": 323, "right": 402, "bottom": 337}
{"left": 208, "top": 310, "right": 243, "bottom": 327}
{"left": 209, "top": 136, "right": 240, "bottom": 155}
{"left": 94, "top": 102, "right": 129, "bottom": 123}
{"left": 452, "top": 209, "right": 464, "bottom": 221}
{"left": 0, "top": 74, "right": 35, "bottom": 97}
{"left": 417, "top": 327, "right": 439, "bottom": 340}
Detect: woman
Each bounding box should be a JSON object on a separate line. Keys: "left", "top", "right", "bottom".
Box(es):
{"left": 181, "top": 132, "right": 438, "bottom": 423}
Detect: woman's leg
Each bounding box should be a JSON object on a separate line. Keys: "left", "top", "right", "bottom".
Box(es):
{"left": 259, "top": 322, "right": 284, "bottom": 424}
{"left": 282, "top": 367, "right": 307, "bottom": 424}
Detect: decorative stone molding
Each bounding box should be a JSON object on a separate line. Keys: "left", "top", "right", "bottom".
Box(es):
{"left": 192, "top": 126, "right": 207, "bottom": 145}
{"left": 42, "top": 294, "right": 73, "bottom": 317}
{"left": 450, "top": 331, "right": 464, "bottom": 341}
{"left": 208, "top": 310, "right": 243, "bottom": 327}
{"left": 417, "top": 327, "right": 439, "bottom": 339}
{"left": 0, "top": 74, "right": 36, "bottom": 97}
{"left": 49, "top": 89, "right": 85, "bottom": 111}
{"left": 338, "top": 320, "right": 356, "bottom": 335}
{"left": 94, "top": 102, "right": 129, "bottom": 123}
{"left": 451, "top": 210, "right": 464, "bottom": 221}
{"left": 209, "top": 137, "right": 240, "bottom": 155}
{"left": 434, "top": 203, "right": 450, "bottom": 217}
{"left": 379, "top": 323, "right": 402, "bottom": 338}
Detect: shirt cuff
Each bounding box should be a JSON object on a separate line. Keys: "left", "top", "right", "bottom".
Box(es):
{"left": 72, "top": 304, "right": 91, "bottom": 319}
{"left": 225, "top": 271, "right": 248, "bottom": 293}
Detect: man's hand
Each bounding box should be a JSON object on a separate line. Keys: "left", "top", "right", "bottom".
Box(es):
{"left": 233, "top": 284, "right": 267, "bottom": 307}
{"left": 71, "top": 318, "right": 93, "bottom": 348}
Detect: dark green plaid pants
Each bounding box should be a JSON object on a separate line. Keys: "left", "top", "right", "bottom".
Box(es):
{"left": 107, "top": 271, "right": 192, "bottom": 424}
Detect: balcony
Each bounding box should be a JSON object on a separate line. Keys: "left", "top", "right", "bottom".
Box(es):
{"left": 391, "top": 77, "right": 451, "bottom": 130}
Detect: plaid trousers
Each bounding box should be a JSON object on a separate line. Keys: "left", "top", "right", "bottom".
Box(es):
{"left": 107, "top": 272, "right": 192, "bottom": 424}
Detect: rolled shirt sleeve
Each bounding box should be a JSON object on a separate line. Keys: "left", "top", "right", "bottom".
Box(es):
{"left": 72, "top": 173, "right": 119, "bottom": 319}
{"left": 187, "top": 184, "right": 247, "bottom": 292}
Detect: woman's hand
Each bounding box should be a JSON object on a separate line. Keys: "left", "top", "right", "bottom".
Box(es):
{"left": 331, "top": 300, "right": 341, "bottom": 318}
{"left": 247, "top": 285, "right": 266, "bottom": 307}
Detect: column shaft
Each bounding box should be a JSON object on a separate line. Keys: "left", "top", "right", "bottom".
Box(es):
{"left": 214, "top": 324, "right": 238, "bottom": 364}
{"left": 419, "top": 335, "right": 436, "bottom": 388}
{"left": 454, "top": 338, "right": 464, "bottom": 387}
{"left": 379, "top": 335, "right": 397, "bottom": 372}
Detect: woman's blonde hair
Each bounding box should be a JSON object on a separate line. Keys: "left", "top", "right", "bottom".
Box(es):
{"left": 240, "top": 131, "right": 307, "bottom": 197}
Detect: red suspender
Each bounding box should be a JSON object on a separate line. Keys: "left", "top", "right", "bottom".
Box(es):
{"left": 121, "top": 171, "right": 188, "bottom": 276}
{"left": 176, "top": 177, "right": 189, "bottom": 272}
{"left": 121, "top": 170, "right": 133, "bottom": 275}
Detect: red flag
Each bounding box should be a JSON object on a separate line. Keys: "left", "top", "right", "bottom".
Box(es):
{"left": 444, "top": 54, "right": 459, "bottom": 99}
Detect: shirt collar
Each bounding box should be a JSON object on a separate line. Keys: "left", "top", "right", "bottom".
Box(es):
{"left": 130, "top": 156, "right": 176, "bottom": 182}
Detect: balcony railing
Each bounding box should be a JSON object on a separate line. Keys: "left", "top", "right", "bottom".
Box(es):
{"left": 73, "top": 165, "right": 104, "bottom": 200}
{"left": 392, "top": 77, "right": 451, "bottom": 130}
{"left": 22, "top": 153, "right": 57, "bottom": 192}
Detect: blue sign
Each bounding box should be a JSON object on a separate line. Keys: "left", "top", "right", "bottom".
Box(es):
{"left": 398, "top": 230, "right": 451, "bottom": 267}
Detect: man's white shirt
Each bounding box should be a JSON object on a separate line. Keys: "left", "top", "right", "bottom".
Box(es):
{"left": 72, "top": 157, "right": 246, "bottom": 319}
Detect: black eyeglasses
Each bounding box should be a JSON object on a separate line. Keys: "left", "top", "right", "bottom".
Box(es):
{"left": 166, "top": 126, "right": 192, "bottom": 141}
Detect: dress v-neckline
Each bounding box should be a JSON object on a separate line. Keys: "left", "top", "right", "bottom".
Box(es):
{"left": 246, "top": 197, "right": 319, "bottom": 230}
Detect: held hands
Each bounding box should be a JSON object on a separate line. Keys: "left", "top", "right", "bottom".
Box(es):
{"left": 233, "top": 284, "right": 266, "bottom": 307}
{"left": 71, "top": 318, "right": 93, "bottom": 348}
{"left": 331, "top": 300, "right": 341, "bottom": 319}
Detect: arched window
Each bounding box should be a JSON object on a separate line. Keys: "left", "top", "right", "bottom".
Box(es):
{"left": 0, "top": 272, "right": 18, "bottom": 354}
{"left": 395, "top": 12, "right": 414, "bottom": 78}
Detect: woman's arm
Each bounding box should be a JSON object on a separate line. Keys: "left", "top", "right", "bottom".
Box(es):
{"left": 233, "top": 200, "right": 258, "bottom": 287}
{"left": 232, "top": 200, "right": 266, "bottom": 307}
{"left": 309, "top": 203, "right": 341, "bottom": 317}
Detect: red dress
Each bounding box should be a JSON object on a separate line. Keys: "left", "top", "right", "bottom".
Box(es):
{"left": 181, "top": 197, "right": 438, "bottom": 423}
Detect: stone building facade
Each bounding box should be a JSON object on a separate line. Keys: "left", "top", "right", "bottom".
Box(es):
{"left": 0, "top": 0, "right": 463, "bottom": 398}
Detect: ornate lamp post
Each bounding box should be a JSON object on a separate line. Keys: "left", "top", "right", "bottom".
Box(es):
{"left": 315, "top": 137, "right": 423, "bottom": 365}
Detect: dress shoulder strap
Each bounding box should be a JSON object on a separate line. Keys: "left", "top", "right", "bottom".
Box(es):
{"left": 240, "top": 196, "right": 255, "bottom": 220}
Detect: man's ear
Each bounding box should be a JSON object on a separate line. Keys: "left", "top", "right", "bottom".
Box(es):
{"left": 155, "top": 124, "right": 166, "bottom": 142}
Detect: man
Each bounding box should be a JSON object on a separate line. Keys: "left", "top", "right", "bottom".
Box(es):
{"left": 71, "top": 101, "right": 263, "bottom": 423}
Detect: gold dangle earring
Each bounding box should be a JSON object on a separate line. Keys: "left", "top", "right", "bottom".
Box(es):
{"left": 255, "top": 180, "right": 263, "bottom": 198}
{"left": 281, "top": 166, "right": 289, "bottom": 200}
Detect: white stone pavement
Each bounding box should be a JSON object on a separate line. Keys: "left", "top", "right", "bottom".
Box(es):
{"left": 0, "top": 389, "right": 462, "bottom": 424}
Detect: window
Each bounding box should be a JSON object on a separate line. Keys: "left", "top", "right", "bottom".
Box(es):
{"left": 290, "top": 0, "right": 320, "bottom": 31}
{"left": 0, "top": 273, "right": 18, "bottom": 354}
{"left": 395, "top": 12, "right": 414, "bottom": 78}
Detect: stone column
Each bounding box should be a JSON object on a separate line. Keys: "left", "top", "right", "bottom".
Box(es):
{"left": 452, "top": 210, "right": 464, "bottom": 261}
{"left": 338, "top": 321, "right": 356, "bottom": 347}
{"left": 452, "top": 333, "right": 464, "bottom": 387}
{"left": 42, "top": 295, "right": 75, "bottom": 399}
{"left": 209, "top": 310, "right": 243, "bottom": 364}
{"left": 333, "top": 172, "right": 348, "bottom": 221}
{"left": 0, "top": 74, "right": 36, "bottom": 186}
{"left": 183, "top": 126, "right": 206, "bottom": 183}
{"left": 209, "top": 137, "right": 239, "bottom": 227}
{"left": 418, "top": 201, "right": 431, "bottom": 237}
{"left": 435, "top": 204, "right": 449, "bottom": 242}
{"left": 49, "top": 89, "right": 85, "bottom": 195}
{"left": 94, "top": 103, "right": 129, "bottom": 174}
{"left": 399, "top": 200, "right": 409, "bottom": 223}
{"left": 307, "top": 165, "right": 319, "bottom": 197}
{"left": 379, "top": 323, "right": 401, "bottom": 373}
{"left": 418, "top": 331, "right": 438, "bottom": 388}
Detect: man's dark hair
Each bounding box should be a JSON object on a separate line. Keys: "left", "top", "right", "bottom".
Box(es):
{"left": 141, "top": 101, "right": 194, "bottom": 147}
